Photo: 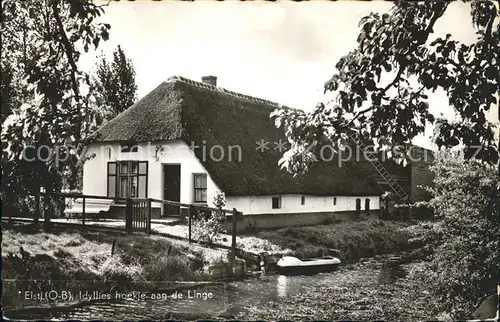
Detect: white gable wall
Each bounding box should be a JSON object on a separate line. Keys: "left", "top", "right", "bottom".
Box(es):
{"left": 82, "top": 140, "right": 221, "bottom": 209}
{"left": 225, "top": 195, "right": 380, "bottom": 215}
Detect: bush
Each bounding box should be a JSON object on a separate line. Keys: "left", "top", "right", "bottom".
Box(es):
{"left": 191, "top": 191, "right": 227, "bottom": 244}
{"left": 419, "top": 152, "right": 499, "bottom": 318}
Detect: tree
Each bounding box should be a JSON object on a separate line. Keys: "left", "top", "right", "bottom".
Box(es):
{"left": 94, "top": 45, "right": 137, "bottom": 119}
{"left": 272, "top": 1, "right": 499, "bottom": 175}
{"left": 1, "top": 0, "right": 110, "bottom": 224}
{"left": 1, "top": 63, "right": 16, "bottom": 121}
{"left": 420, "top": 152, "right": 499, "bottom": 318}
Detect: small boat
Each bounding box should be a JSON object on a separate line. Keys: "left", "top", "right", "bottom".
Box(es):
{"left": 277, "top": 256, "right": 341, "bottom": 275}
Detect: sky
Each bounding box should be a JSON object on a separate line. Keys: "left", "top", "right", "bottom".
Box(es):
{"left": 81, "top": 1, "right": 499, "bottom": 149}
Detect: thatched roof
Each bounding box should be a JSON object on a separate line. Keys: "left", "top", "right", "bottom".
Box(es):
{"left": 90, "top": 76, "right": 382, "bottom": 196}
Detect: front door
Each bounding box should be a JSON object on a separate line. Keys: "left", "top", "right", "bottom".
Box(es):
{"left": 163, "top": 164, "right": 181, "bottom": 216}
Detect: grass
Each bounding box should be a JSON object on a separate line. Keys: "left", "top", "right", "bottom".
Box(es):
{"left": 150, "top": 224, "right": 288, "bottom": 255}
{"left": 255, "top": 219, "right": 412, "bottom": 262}
{"left": 1, "top": 222, "right": 218, "bottom": 310}
{"left": 236, "top": 236, "right": 290, "bottom": 254}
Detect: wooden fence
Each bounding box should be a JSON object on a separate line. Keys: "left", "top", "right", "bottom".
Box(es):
{"left": 126, "top": 198, "right": 152, "bottom": 234}
{"left": 59, "top": 193, "right": 243, "bottom": 264}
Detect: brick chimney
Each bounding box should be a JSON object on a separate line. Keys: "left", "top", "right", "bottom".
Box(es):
{"left": 201, "top": 75, "right": 217, "bottom": 86}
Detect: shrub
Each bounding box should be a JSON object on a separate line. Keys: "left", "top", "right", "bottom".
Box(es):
{"left": 191, "top": 191, "right": 227, "bottom": 244}
{"left": 419, "top": 152, "right": 499, "bottom": 318}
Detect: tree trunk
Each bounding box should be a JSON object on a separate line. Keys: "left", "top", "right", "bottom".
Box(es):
{"left": 43, "top": 191, "right": 51, "bottom": 230}
{"left": 34, "top": 187, "right": 40, "bottom": 224}
{"left": 43, "top": 176, "right": 54, "bottom": 230}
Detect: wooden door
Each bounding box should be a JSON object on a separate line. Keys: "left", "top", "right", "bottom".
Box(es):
{"left": 163, "top": 164, "right": 181, "bottom": 216}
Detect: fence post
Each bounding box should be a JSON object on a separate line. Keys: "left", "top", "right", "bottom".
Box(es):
{"left": 188, "top": 204, "right": 193, "bottom": 243}
{"left": 34, "top": 190, "right": 41, "bottom": 224}
{"left": 141, "top": 201, "right": 144, "bottom": 230}
{"left": 147, "top": 199, "right": 152, "bottom": 234}
{"left": 231, "top": 208, "right": 238, "bottom": 270}
{"left": 126, "top": 198, "right": 132, "bottom": 234}
{"left": 82, "top": 196, "right": 86, "bottom": 226}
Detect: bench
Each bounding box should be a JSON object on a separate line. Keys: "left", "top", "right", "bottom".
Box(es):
{"left": 64, "top": 198, "right": 113, "bottom": 221}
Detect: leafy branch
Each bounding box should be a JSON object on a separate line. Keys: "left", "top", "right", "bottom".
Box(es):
{"left": 272, "top": 0, "right": 499, "bottom": 174}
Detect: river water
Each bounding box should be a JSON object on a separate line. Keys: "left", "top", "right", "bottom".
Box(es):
{"left": 6, "top": 256, "right": 413, "bottom": 320}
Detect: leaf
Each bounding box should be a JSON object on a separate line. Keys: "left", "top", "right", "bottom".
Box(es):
{"left": 102, "top": 29, "right": 109, "bottom": 41}
{"left": 366, "top": 79, "right": 376, "bottom": 91}
{"left": 356, "top": 96, "right": 363, "bottom": 108}
{"left": 92, "top": 37, "right": 100, "bottom": 49}
{"left": 357, "top": 32, "right": 366, "bottom": 45}
{"left": 358, "top": 15, "right": 369, "bottom": 28}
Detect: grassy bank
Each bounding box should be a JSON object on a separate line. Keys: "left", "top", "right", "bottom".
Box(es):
{"left": 255, "top": 219, "right": 413, "bottom": 262}
{"left": 2, "top": 222, "right": 226, "bottom": 310}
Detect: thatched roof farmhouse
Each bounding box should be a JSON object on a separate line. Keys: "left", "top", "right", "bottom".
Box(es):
{"left": 90, "top": 76, "right": 382, "bottom": 196}
{"left": 82, "top": 76, "right": 434, "bottom": 230}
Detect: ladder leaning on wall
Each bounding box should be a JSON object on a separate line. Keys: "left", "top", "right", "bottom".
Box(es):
{"left": 349, "top": 133, "right": 410, "bottom": 201}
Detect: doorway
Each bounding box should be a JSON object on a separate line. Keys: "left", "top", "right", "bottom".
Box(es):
{"left": 163, "top": 164, "right": 181, "bottom": 216}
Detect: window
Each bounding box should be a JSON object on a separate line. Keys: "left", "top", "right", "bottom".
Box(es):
{"left": 107, "top": 161, "right": 147, "bottom": 198}
{"left": 120, "top": 143, "right": 138, "bottom": 153}
{"left": 272, "top": 196, "right": 282, "bottom": 209}
{"left": 193, "top": 173, "right": 207, "bottom": 203}
{"left": 365, "top": 198, "right": 370, "bottom": 215}
{"left": 355, "top": 198, "right": 361, "bottom": 216}
{"left": 301, "top": 196, "right": 305, "bottom": 205}
{"left": 333, "top": 197, "right": 337, "bottom": 206}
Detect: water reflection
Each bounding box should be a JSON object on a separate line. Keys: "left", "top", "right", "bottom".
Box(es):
{"left": 277, "top": 275, "right": 288, "bottom": 298}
